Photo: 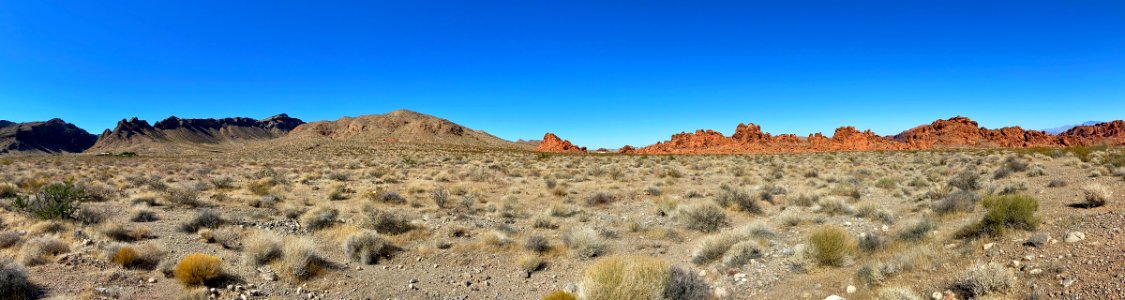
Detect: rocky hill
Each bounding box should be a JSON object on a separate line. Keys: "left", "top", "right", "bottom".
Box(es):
{"left": 87, "top": 114, "right": 304, "bottom": 153}
{"left": 535, "top": 133, "right": 586, "bottom": 153}
{"left": 286, "top": 110, "right": 528, "bottom": 149}
{"left": 0, "top": 119, "right": 98, "bottom": 154}
{"left": 1058, "top": 120, "right": 1125, "bottom": 146}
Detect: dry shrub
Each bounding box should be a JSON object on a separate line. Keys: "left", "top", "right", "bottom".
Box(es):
{"left": 245, "top": 230, "right": 282, "bottom": 265}
{"left": 101, "top": 222, "right": 151, "bottom": 242}
{"left": 676, "top": 203, "right": 728, "bottom": 233}
{"left": 580, "top": 255, "right": 709, "bottom": 300}
{"left": 875, "top": 287, "right": 923, "bottom": 300}
{"left": 300, "top": 206, "right": 338, "bottom": 231}
{"left": 179, "top": 210, "right": 223, "bottom": 233}
{"left": 808, "top": 227, "right": 855, "bottom": 267}
{"left": 111, "top": 246, "right": 139, "bottom": 267}
{"left": 562, "top": 227, "right": 606, "bottom": 259}
{"left": 1080, "top": 184, "right": 1110, "bottom": 208}
{"left": 541, "top": 290, "right": 577, "bottom": 300}
{"left": 343, "top": 230, "right": 395, "bottom": 264}
{"left": 0, "top": 231, "right": 21, "bottom": 249}
{"left": 953, "top": 262, "right": 1015, "bottom": 297}
{"left": 361, "top": 208, "right": 414, "bottom": 234}
{"left": 283, "top": 238, "right": 329, "bottom": 280}
{"left": 19, "top": 237, "right": 68, "bottom": 266}
{"left": 0, "top": 258, "right": 35, "bottom": 300}
{"left": 518, "top": 254, "right": 545, "bottom": 273}
{"left": 581, "top": 256, "right": 669, "bottom": 300}
{"left": 525, "top": 235, "right": 551, "bottom": 253}
{"left": 174, "top": 253, "right": 221, "bottom": 286}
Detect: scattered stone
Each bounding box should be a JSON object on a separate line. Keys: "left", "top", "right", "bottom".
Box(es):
{"left": 1029, "top": 268, "right": 1043, "bottom": 275}
{"left": 824, "top": 295, "right": 845, "bottom": 300}
{"left": 846, "top": 285, "right": 856, "bottom": 294}
{"left": 1025, "top": 233, "right": 1049, "bottom": 247}
{"left": 1064, "top": 231, "right": 1086, "bottom": 243}
{"left": 983, "top": 242, "right": 995, "bottom": 250}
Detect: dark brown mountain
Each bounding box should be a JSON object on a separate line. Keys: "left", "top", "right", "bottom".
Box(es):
{"left": 0, "top": 119, "right": 98, "bottom": 154}
{"left": 88, "top": 114, "right": 304, "bottom": 153}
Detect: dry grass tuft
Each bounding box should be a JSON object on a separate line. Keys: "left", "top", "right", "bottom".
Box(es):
{"left": 174, "top": 253, "right": 221, "bottom": 286}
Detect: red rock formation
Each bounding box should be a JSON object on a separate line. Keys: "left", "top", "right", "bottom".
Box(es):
{"left": 618, "top": 145, "right": 637, "bottom": 154}
{"left": 1058, "top": 121, "right": 1125, "bottom": 146}
{"left": 630, "top": 116, "right": 1125, "bottom": 154}
{"left": 893, "top": 116, "right": 1060, "bottom": 149}
{"left": 535, "top": 133, "right": 587, "bottom": 153}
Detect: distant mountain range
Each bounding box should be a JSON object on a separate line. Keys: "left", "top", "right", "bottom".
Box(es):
{"left": 1043, "top": 121, "right": 1103, "bottom": 135}
{"left": 3, "top": 111, "right": 1124, "bottom": 155}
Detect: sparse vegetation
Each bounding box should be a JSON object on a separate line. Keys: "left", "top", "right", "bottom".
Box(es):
{"left": 343, "top": 230, "right": 394, "bottom": 264}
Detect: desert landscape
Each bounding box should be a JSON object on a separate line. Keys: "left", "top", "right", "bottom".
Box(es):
{"left": 0, "top": 110, "right": 1123, "bottom": 300}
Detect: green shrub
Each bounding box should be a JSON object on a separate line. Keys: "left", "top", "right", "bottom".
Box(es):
{"left": 959, "top": 194, "right": 1039, "bottom": 238}
{"left": 808, "top": 227, "right": 855, "bottom": 267}
{"left": 13, "top": 182, "right": 88, "bottom": 220}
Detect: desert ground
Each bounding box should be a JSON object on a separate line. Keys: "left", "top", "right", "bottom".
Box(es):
{"left": 1, "top": 146, "right": 1123, "bottom": 300}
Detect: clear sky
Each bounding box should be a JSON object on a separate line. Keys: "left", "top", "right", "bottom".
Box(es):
{"left": 2, "top": 1, "right": 1124, "bottom": 148}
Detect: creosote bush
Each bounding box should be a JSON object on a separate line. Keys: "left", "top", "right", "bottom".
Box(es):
{"left": 174, "top": 253, "right": 221, "bottom": 286}
{"left": 13, "top": 182, "right": 88, "bottom": 220}
{"left": 957, "top": 194, "right": 1039, "bottom": 238}
{"left": 808, "top": 227, "right": 855, "bottom": 267}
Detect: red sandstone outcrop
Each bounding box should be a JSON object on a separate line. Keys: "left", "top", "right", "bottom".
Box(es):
{"left": 892, "top": 116, "right": 1056, "bottom": 148}
{"left": 535, "top": 133, "right": 587, "bottom": 153}
{"left": 632, "top": 116, "right": 1125, "bottom": 154}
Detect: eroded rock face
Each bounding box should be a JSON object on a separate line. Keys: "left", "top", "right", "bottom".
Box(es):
{"left": 0, "top": 119, "right": 98, "bottom": 154}
{"left": 893, "top": 116, "right": 1057, "bottom": 148}
{"left": 1057, "top": 121, "right": 1125, "bottom": 146}
{"left": 535, "top": 133, "right": 586, "bottom": 153}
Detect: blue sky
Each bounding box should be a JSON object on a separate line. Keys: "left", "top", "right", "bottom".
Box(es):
{"left": 2, "top": 1, "right": 1124, "bottom": 148}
